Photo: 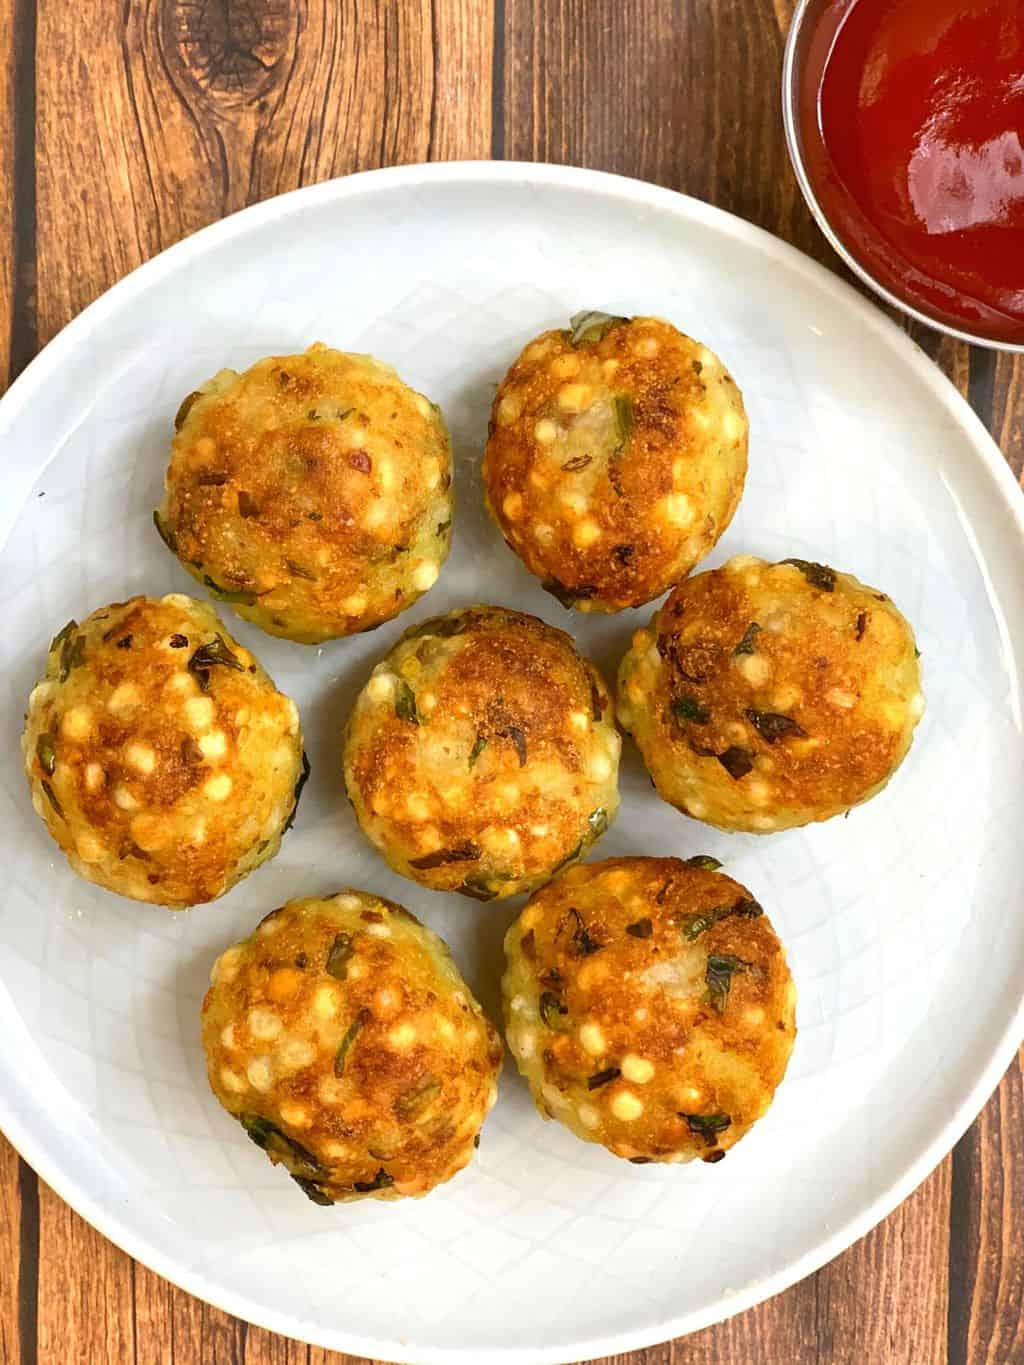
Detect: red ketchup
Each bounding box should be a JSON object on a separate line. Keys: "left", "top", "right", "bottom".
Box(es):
{"left": 799, "top": 0, "right": 1024, "bottom": 343}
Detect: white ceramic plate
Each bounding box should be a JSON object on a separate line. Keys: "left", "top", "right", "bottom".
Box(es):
{"left": 0, "top": 162, "right": 1022, "bottom": 1364}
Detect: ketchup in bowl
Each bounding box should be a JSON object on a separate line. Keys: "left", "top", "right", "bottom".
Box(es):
{"left": 798, "top": 0, "right": 1024, "bottom": 345}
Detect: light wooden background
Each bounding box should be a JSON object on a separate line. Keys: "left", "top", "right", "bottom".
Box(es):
{"left": 0, "top": 2, "right": 1022, "bottom": 1363}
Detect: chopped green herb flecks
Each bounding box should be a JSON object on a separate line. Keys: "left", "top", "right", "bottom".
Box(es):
{"left": 334, "top": 1008, "right": 369, "bottom": 1076}
{"left": 680, "top": 898, "right": 763, "bottom": 941}
{"left": 671, "top": 694, "right": 710, "bottom": 725}
{"left": 285, "top": 559, "right": 316, "bottom": 581}
{"left": 855, "top": 611, "right": 868, "bottom": 641}
{"left": 202, "top": 574, "right": 263, "bottom": 605}
{"left": 152, "top": 510, "right": 178, "bottom": 554}
{"left": 780, "top": 558, "right": 836, "bottom": 592}
{"left": 717, "top": 746, "right": 754, "bottom": 780}
{"left": 394, "top": 1077, "right": 442, "bottom": 1120}
{"left": 50, "top": 621, "right": 84, "bottom": 682}
{"left": 354, "top": 1168, "right": 394, "bottom": 1194}
{"left": 704, "top": 953, "right": 750, "bottom": 1012}
{"left": 567, "top": 311, "right": 629, "bottom": 346}
{"left": 325, "top": 932, "right": 354, "bottom": 980}
{"left": 562, "top": 453, "right": 592, "bottom": 473}
{"left": 188, "top": 634, "right": 244, "bottom": 692}
{"left": 239, "top": 1113, "right": 326, "bottom": 1179}
{"left": 613, "top": 395, "right": 634, "bottom": 455}
{"left": 41, "top": 780, "right": 64, "bottom": 818}
{"left": 542, "top": 577, "right": 595, "bottom": 609}
{"left": 36, "top": 734, "right": 56, "bottom": 776}
{"left": 626, "top": 917, "right": 653, "bottom": 939}
{"left": 587, "top": 1067, "right": 621, "bottom": 1090}
{"left": 684, "top": 855, "right": 722, "bottom": 871}
{"left": 410, "top": 841, "right": 481, "bottom": 870}
{"left": 568, "top": 908, "right": 603, "bottom": 957}
{"left": 539, "top": 990, "right": 570, "bottom": 1030}
{"left": 394, "top": 678, "right": 419, "bottom": 724}
{"left": 174, "top": 390, "right": 202, "bottom": 430}
{"left": 459, "top": 874, "right": 501, "bottom": 901}
{"left": 468, "top": 733, "right": 488, "bottom": 769}
{"left": 733, "top": 622, "right": 761, "bottom": 656}
{"left": 291, "top": 1174, "right": 333, "bottom": 1205}
{"left": 283, "top": 751, "right": 310, "bottom": 834}
{"left": 681, "top": 1111, "right": 731, "bottom": 1145}
{"left": 746, "top": 709, "right": 806, "bottom": 743}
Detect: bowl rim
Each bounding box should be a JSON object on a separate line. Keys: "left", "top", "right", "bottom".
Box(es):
{"left": 1, "top": 159, "right": 1024, "bottom": 1363}
{"left": 781, "top": 0, "right": 1024, "bottom": 355}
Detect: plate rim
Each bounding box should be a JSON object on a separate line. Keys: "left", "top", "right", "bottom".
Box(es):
{"left": 1, "top": 158, "right": 1023, "bottom": 1364}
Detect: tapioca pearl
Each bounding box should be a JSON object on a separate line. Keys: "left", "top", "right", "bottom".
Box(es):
{"left": 278, "top": 1037, "right": 316, "bottom": 1070}
{"left": 690, "top": 409, "right": 711, "bottom": 431}
{"left": 485, "top": 1083, "right": 499, "bottom": 1112}
{"left": 484, "top": 826, "right": 520, "bottom": 854}
{"left": 203, "top": 773, "right": 232, "bottom": 802}
{"left": 219, "top": 1067, "right": 246, "bottom": 1094}
{"left": 882, "top": 700, "right": 908, "bottom": 729}
{"left": 579, "top": 1021, "right": 607, "bottom": 1056}
{"left": 497, "top": 781, "right": 521, "bottom": 805}
{"left": 529, "top": 822, "right": 550, "bottom": 838}
{"left": 496, "top": 393, "right": 523, "bottom": 425}
{"left": 568, "top": 709, "right": 590, "bottom": 735}
{"left": 735, "top": 654, "right": 772, "bottom": 687}
{"left": 541, "top": 1082, "right": 568, "bottom": 1112}
{"left": 220, "top": 1024, "right": 237, "bottom": 1050}
{"left": 534, "top": 418, "right": 558, "bottom": 445}
{"left": 61, "top": 707, "right": 93, "bottom": 741}
{"left": 550, "top": 353, "right": 580, "bottom": 379}
{"left": 825, "top": 687, "right": 857, "bottom": 710}
{"left": 322, "top": 1139, "right": 352, "bottom": 1160}
{"left": 365, "top": 921, "right": 391, "bottom": 938}
{"left": 248, "top": 1008, "right": 283, "bottom": 1041}
{"left": 130, "top": 814, "right": 166, "bottom": 851}
{"left": 279, "top": 1103, "right": 312, "bottom": 1129}
{"left": 631, "top": 628, "right": 652, "bottom": 653}
{"left": 337, "top": 592, "right": 368, "bottom": 619}
{"left": 502, "top": 492, "right": 524, "bottom": 520}
{"left": 576, "top": 959, "right": 610, "bottom": 991}
{"left": 211, "top": 947, "right": 242, "bottom": 984}
{"left": 185, "top": 696, "right": 215, "bottom": 729}
{"left": 388, "top": 1022, "right": 417, "bottom": 1050}
{"left": 246, "top": 1057, "right": 274, "bottom": 1093}
{"left": 658, "top": 493, "right": 695, "bottom": 527}
{"left": 621, "top": 1054, "right": 655, "bottom": 1084}
{"left": 751, "top": 813, "right": 777, "bottom": 831}
{"left": 343, "top": 423, "right": 368, "bottom": 448}
{"left": 686, "top": 798, "right": 708, "bottom": 820}
{"left": 188, "top": 818, "right": 207, "bottom": 845}
{"left": 107, "top": 684, "right": 142, "bottom": 716}
{"left": 373, "top": 986, "right": 401, "bottom": 1015}
{"left": 436, "top": 1017, "right": 457, "bottom": 1042}
{"left": 601, "top": 358, "right": 620, "bottom": 379}
{"left": 632, "top": 335, "right": 659, "bottom": 357}
{"left": 557, "top": 383, "right": 592, "bottom": 413}
{"left": 412, "top": 392, "right": 434, "bottom": 419}
{"left": 520, "top": 904, "right": 542, "bottom": 930}
{"left": 534, "top": 522, "right": 555, "bottom": 544}
{"left": 83, "top": 763, "right": 105, "bottom": 793}
{"left": 283, "top": 698, "right": 300, "bottom": 734}
{"left": 365, "top": 672, "right": 395, "bottom": 706}
{"left": 346, "top": 959, "right": 368, "bottom": 982}
{"left": 162, "top": 593, "right": 194, "bottom": 610}
{"left": 577, "top": 1102, "right": 601, "bottom": 1130}
{"left": 743, "top": 1006, "right": 766, "bottom": 1028}
{"left": 721, "top": 409, "right": 746, "bottom": 442}
{"left": 405, "top": 792, "right": 432, "bottom": 822}
{"left": 363, "top": 500, "right": 388, "bottom": 530}
{"left": 268, "top": 968, "right": 304, "bottom": 1004}
{"left": 29, "top": 682, "right": 54, "bottom": 708}
{"left": 411, "top": 560, "right": 439, "bottom": 592}
{"left": 257, "top": 913, "right": 282, "bottom": 938}
{"left": 771, "top": 684, "right": 803, "bottom": 711}
{"left": 678, "top": 1084, "right": 704, "bottom": 1107}
{"left": 745, "top": 780, "right": 773, "bottom": 807}
{"left": 528, "top": 468, "right": 552, "bottom": 493}
{"left": 197, "top": 729, "right": 228, "bottom": 761}
{"left": 573, "top": 519, "right": 601, "bottom": 549}
{"left": 588, "top": 751, "right": 613, "bottom": 781}
{"left": 909, "top": 692, "right": 926, "bottom": 720}
{"left": 418, "top": 690, "right": 438, "bottom": 716}
{"left": 375, "top": 455, "right": 396, "bottom": 492}
{"left": 558, "top": 487, "right": 588, "bottom": 517}
{"left": 610, "top": 1089, "right": 644, "bottom": 1121}
{"left": 617, "top": 698, "right": 634, "bottom": 728}
{"left": 724, "top": 554, "right": 761, "bottom": 576}
{"left": 424, "top": 458, "right": 443, "bottom": 490}
{"left": 74, "top": 830, "right": 106, "bottom": 864}
{"left": 333, "top": 893, "right": 362, "bottom": 913}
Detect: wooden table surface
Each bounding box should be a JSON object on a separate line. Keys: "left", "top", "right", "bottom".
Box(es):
{"left": 0, "top": 2, "right": 1021, "bottom": 1363}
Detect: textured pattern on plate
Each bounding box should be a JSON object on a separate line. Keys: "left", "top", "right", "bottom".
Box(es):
{"left": 0, "top": 166, "right": 1021, "bottom": 1364}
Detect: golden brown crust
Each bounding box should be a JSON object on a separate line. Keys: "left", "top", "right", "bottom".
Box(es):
{"left": 21, "top": 594, "right": 303, "bottom": 907}
{"left": 201, "top": 891, "right": 503, "bottom": 1203}
{"left": 503, "top": 856, "right": 796, "bottom": 1162}
{"left": 618, "top": 555, "right": 925, "bottom": 832}
{"left": 482, "top": 315, "right": 748, "bottom": 612}
{"left": 343, "top": 605, "right": 621, "bottom": 899}
{"left": 157, "top": 345, "right": 453, "bottom": 644}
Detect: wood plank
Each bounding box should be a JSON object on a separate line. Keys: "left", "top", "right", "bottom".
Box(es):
{"left": 35, "top": 1178, "right": 135, "bottom": 1364}
{"left": 0, "top": 1136, "right": 32, "bottom": 1365}
{"left": 948, "top": 1051, "right": 1024, "bottom": 1365}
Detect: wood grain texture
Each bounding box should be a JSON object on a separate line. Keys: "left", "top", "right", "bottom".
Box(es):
{"left": 1, "top": 1, "right": 1022, "bottom": 1363}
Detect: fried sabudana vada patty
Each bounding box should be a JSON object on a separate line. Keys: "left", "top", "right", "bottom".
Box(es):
{"left": 503, "top": 856, "right": 796, "bottom": 1163}
{"left": 21, "top": 594, "right": 304, "bottom": 907}
{"left": 482, "top": 313, "right": 748, "bottom": 612}
{"left": 156, "top": 343, "right": 453, "bottom": 644}
{"left": 343, "top": 605, "right": 621, "bottom": 900}
{"left": 202, "top": 891, "right": 503, "bottom": 1203}
{"left": 618, "top": 555, "right": 925, "bottom": 832}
